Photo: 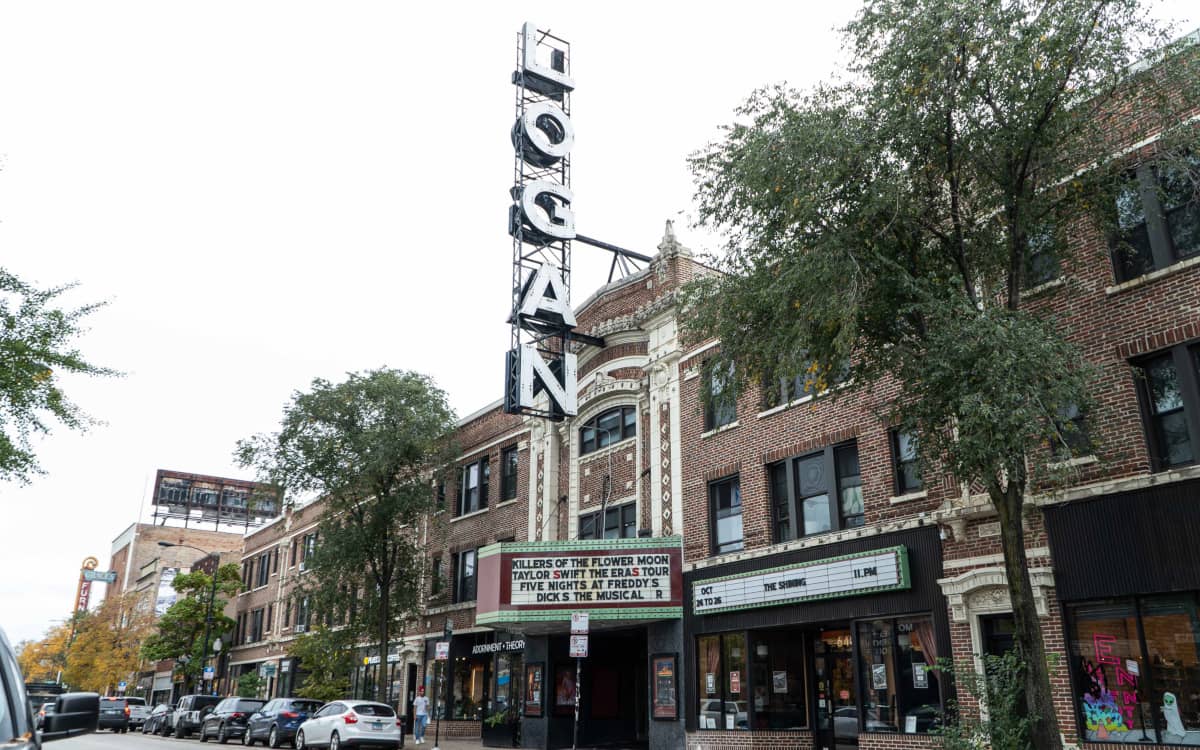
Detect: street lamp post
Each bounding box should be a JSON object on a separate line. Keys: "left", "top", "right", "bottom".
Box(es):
{"left": 159, "top": 542, "right": 220, "bottom": 694}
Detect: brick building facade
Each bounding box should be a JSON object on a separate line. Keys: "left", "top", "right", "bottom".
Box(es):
{"left": 211, "top": 36, "right": 1200, "bottom": 750}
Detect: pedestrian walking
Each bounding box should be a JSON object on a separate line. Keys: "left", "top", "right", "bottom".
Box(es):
{"left": 412, "top": 686, "right": 429, "bottom": 745}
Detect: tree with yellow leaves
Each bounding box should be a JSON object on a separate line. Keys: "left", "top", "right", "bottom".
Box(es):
{"left": 64, "top": 591, "right": 156, "bottom": 694}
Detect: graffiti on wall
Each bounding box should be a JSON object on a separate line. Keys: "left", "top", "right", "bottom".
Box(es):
{"left": 1080, "top": 633, "right": 1140, "bottom": 738}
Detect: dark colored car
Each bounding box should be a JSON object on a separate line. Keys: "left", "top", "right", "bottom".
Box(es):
{"left": 98, "top": 697, "right": 131, "bottom": 732}
{"left": 175, "top": 694, "right": 223, "bottom": 738}
{"left": 143, "top": 704, "right": 174, "bottom": 735}
{"left": 200, "top": 698, "right": 267, "bottom": 744}
{"left": 0, "top": 625, "right": 100, "bottom": 750}
{"left": 245, "top": 698, "right": 324, "bottom": 748}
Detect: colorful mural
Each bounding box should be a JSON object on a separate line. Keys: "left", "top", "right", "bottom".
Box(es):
{"left": 1080, "top": 634, "right": 1140, "bottom": 739}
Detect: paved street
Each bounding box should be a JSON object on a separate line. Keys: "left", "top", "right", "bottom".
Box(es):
{"left": 56, "top": 730, "right": 488, "bottom": 750}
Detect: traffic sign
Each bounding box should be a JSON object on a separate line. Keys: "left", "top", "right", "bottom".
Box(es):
{"left": 569, "top": 635, "right": 588, "bottom": 658}
{"left": 117, "top": 681, "right": 127, "bottom": 690}
{"left": 435, "top": 641, "right": 450, "bottom": 661}
{"left": 570, "top": 612, "right": 589, "bottom": 634}
{"left": 202, "top": 667, "right": 214, "bottom": 680}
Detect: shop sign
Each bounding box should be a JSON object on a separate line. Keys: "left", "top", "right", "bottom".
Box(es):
{"left": 570, "top": 612, "right": 589, "bottom": 634}
{"left": 435, "top": 642, "right": 450, "bottom": 661}
{"left": 471, "top": 639, "right": 526, "bottom": 656}
{"left": 692, "top": 546, "right": 911, "bottom": 615}
{"left": 569, "top": 635, "right": 588, "bottom": 658}
{"left": 475, "top": 538, "right": 684, "bottom": 626}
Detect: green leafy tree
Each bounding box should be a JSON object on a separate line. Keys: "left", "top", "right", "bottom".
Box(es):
{"left": 936, "top": 652, "right": 1036, "bottom": 750}
{"left": 237, "top": 673, "right": 265, "bottom": 699}
{"left": 0, "top": 269, "right": 117, "bottom": 483}
{"left": 141, "top": 564, "right": 241, "bottom": 691}
{"left": 684, "top": 2, "right": 1199, "bottom": 748}
{"left": 288, "top": 625, "right": 354, "bottom": 702}
{"left": 236, "top": 369, "right": 457, "bottom": 703}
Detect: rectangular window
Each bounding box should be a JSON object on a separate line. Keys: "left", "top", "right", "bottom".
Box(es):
{"left": 770, "top": 442, "right": 863, "bottom": 543}
{"left": 1136, "top": 346, "right": 1200, "bottom": 470}
{"left": 892, "top": 430, "right": 922, "bottom": 494}
{"left": 454, "top": 549, "right": 477, "bottom": 603}
{"left": 705, "top": 362, "right": 737, "bottom": 430}
{"left": 709, "top": 476, "right": 743, "bottom": 555}
{"left": 272, "top": 548, "right": 279, "bottom": 574}
{"left": 250, "top": 609, "right": 264, "bottom": 643}
{"left": 1113, "top": 158, "right": 1200, "bottom": 283}
{"left": 297, "top": 596, "right": 311, "bottom": 629}
{"left": 836, "top": 444, "right": 864, "bottom": 528}
{"left": 289, "top": 539, "right": 297, "bottom": 567}
{"left": 501, "top": 446, "right": 519, "bottom": 501}
{"left": 749, "top": 630, "right": 806, "bottom": 729}
{"left": 283, "top": 603, "right": 291, "bottom": 628}
{"left": 1052, "top": 403, "right": 1091, "bottom": 459}
{"left": 257, "top": 553, "right": 270, "bottom": 587}
{"left": 696, "top": 633, "right": 748, "bottom": 731}
{"left": 437, "top": 480, "right": 446, "bottom": 511}
{"left": 266, "top": 604, "right": 273, "bottom": 632}
{"left": 431, "top": 557, "right": 443, "bottom": 595}
{"left": 1025, "top": 223, "right": 1062, "bottom": 287}
{"left": 1065, "top": 594, "right": 1200, "bottom": 743}
{"left": 856, "top": 617, "right": 942, "bottom": 734}
{"left": 458, "top": 458, "right": 489, "bottom": 515}
{"left": 578, "top": 503, "right": 637, "bottom": 540}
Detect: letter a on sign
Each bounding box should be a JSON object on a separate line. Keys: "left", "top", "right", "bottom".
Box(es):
{"left": 519, "top": 263, "right": 577, "bottom": 328}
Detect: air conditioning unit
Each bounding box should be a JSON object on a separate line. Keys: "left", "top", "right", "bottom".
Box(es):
{"left": 294, "top": 624, "right": 307, "bottom": 634}
{"left": 298, "top": 562, "right": 307, "bottom": 573}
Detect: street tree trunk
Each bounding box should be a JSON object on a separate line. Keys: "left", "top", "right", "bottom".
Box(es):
{"left": 993, "top": 477, "right": 1063, "bottom": 750}
{"left": 377, "top": 590, "right": 390, "bottom": 704}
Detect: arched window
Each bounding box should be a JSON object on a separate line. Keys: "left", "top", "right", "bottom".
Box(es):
{"left": 579, "top": 405, "right": 636, "bottom": 455}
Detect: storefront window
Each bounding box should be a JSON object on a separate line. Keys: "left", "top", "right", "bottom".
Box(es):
{"left": 750, "top": 630, "right": 806, "bottom": 729}
{"left": 1069, "top": 595, "right": 1200, "bottom": 744}
{"left": 697, "top": 634, "right": 749, "bottom": 731}
{"left": 452, "top": 655, "right": 487, "bottom": 720}
{"left": 858, "top": 620, "right": 896, "bottom": 731}
{"left": 856, "top": 617, "right": 941, "bottom": 734}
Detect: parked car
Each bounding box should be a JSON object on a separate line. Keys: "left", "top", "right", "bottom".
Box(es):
{"left": 295, "top": 701, "right": 402, "bottom": 750}
{"left": 0, "top": 625, "right": 100, "bottom": 750}
{"left": 244, "top": 698, "right": 324, "bottom": 748}
{"left": 125, "top": 697, "right": 150, "bottom": 730}
{"left": 98, "top": 697, "right": 131, "bottom": 732}
{"left": 35, "top": 703, "right": 56, "bottom": 731}
{"left": 200, "top": 697, "right": 267, "bottom": 744}
{"left": 176, "top": 694, "right": 224, "bottom": 738}
{"left": 143, "top": 704, "right": 174, "bottom": 735}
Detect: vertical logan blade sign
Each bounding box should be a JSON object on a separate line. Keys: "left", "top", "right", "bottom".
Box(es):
{"left": 505, "top": 22, "right": 578, "bottom": 420}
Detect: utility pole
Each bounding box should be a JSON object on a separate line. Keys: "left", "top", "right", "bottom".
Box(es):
{"left": 432, "top": 621, "right": 451, "bottom": 750}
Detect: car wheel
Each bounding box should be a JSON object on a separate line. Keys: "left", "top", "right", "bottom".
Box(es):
{"left": 219, "top": 724, "right": 229, "bottom": 744}
{"left": 243, "top": 728, "right": 253, "bottom": 747}
{"left": 294, "top": 731, "right": 306, "bottom": 750}
{"left": 201, "top": 725, "right": 210, "bottom": 743}
{"left": 176, "top": 724, "right": 187, "bottom": 739}
{"left": 268, "top": 727, "right": 280, "bottom": 749}
{"left": 329, "top": 732, "right": 339, "bottom": 750}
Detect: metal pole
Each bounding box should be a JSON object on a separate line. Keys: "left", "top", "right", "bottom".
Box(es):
{"left": 432, "top": 661, "right": 442, "bottom": 750}
{"left": 199, "top": 561, "right": 218, "bottom": 694}
{"left": 571, "top": 657, "right": 581, "bottom": 750}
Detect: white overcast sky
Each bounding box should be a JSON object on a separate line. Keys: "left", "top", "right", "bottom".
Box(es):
{"left": 1, "top": 2, "right": 1196, "bottom": 646}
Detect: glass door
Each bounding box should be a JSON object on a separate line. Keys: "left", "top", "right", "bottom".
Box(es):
{"left": 813, "top": 629, "right": 857, "bottom": 750}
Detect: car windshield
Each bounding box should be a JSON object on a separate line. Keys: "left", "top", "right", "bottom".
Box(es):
{"left": 289, "top": 701, "right": 322, "bottom": 713}
{"left": 352, "top": 704, "right": 395, "bottom": 717}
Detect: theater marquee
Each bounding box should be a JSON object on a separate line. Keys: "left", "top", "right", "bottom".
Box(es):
{"left": 691, "top": 546, "right": 911, "bottom": 615}
{"left": 476, "top": 537, "right": 684, "bottom": 627}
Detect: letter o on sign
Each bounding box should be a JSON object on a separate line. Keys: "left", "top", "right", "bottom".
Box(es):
{"left": 512, "top": 101, "right": 575, "bottom": 168}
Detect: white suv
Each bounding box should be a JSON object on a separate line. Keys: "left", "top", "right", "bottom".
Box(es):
{"left": 295, "top": 701, "right": 401, "bottom": 750}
